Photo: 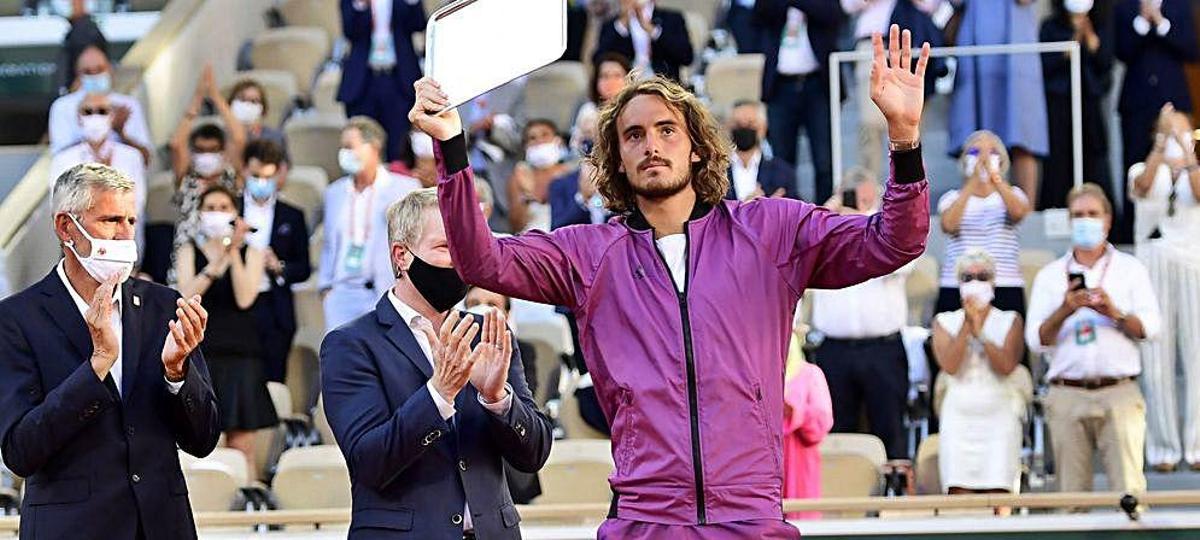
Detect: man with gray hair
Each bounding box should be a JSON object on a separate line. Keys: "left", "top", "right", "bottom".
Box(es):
{"left": 320, "top": 188, "right": 551, "bottom": 539}
{"left": 724, "top": 99, "right": 799, "bottom": 201}
{"left": 808, "top": 167, "right": 915, "bottom": 459}
{"left": 0, "top": 163, "right": 220, "bottom": 539}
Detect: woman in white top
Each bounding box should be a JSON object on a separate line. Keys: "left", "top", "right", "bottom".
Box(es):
{"left": 932, "top": 249, "right": 1031, "bottom": 499}
{"left": 937, "top": 130, "right": 1033, "bottom": 318}
{"left": 1127, "top": 104, "right": 1200, "bottom": 472}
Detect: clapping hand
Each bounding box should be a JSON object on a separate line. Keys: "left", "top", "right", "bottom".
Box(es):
{"left": 469, "top": 309, "right": 513, "bottom": 404}
{"left": 422, "top": 311, "right": 480, "bottom": 404}
{"left": 163, "top": 296, "right": 208, "bottom": 382}
{"left": 86, "top": 277, "right": 120, "bottom": 379}
{"left": 870, "top": 24, "right": 931, "bottom": 143}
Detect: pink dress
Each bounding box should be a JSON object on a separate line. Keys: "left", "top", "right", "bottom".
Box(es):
{"left": 783, "top": 360, "right": 834, "bottom": 520}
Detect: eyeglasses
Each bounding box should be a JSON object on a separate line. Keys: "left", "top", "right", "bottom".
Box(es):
{"left": 81, "top": 107, "right": 111, "bottom": 116}
{"left": 959, "top": 272, "right": 993, "bottom": 283}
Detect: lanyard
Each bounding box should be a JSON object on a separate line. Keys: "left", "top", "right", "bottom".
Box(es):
{"left": 1067, "top": 249, "right": 1113, "bottom": 288}
{"left": 348, "top": 185, "right": 373, "bottom": 245}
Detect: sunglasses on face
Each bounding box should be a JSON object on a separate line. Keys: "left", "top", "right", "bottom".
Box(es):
{"left": 959, "top": 272, "right": 993, "bottom": 283}
{"left": 81, "top": 107, "right": 111, "bottom": 116}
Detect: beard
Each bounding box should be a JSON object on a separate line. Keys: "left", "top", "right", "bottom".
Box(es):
{"left": 629, "top": 162, "right": 691, "bottom": 200}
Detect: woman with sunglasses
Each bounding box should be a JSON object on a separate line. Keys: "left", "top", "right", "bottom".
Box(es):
{"left": 1128, "top": 103, "right": 1200, "bottom": 473}
{"left": 937, "top": 130, "right": 1033, "bottom": 317}
{"left": 931, "top": 248, "right": 1031, "bottom": 504}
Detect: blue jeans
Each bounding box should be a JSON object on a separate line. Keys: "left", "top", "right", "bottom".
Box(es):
{"left": 767, "top": 74, "right": 833, "bottom": 203}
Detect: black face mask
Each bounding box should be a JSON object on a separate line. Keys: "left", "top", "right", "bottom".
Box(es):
{"left": 406, "top": 253, "right": 469, "bottom": 313}
{"left": 731, "top": 127, "right": 759, "bottom": 152}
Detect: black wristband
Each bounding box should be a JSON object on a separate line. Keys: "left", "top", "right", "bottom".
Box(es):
{"left": 442, "top": 132, "right": 470, "bottom": 176}
{"left": 891, "top": 145, "right": 925, "bottom": 185}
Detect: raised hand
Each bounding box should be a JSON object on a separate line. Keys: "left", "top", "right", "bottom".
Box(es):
{"left": 469, "top": 309, "right": 513, "bottom": 404}
{"left": 870, "top": 24, "right": 931, "bottom": 143}
{"left": 86, "top": 277, "right": 120, "bottom": 379}
{"left": 409, "top": 78, "right": 464, "bottom": 142}
{"left": 421, "top": 311, "right": 480, "bottom": 404}
{"left": 163, "top": 296, "right": 208, "bottom": 381}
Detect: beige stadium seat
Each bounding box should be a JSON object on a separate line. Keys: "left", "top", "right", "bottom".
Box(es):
{"left": 906, "top": 253, "right": 939, "bottom": 325}
{"left": 145, "top": 171, "right": 179, "bottom": 224}
{"left": 285, "top": 112, "right": 347, "bottom": 184}
{"left": 524, "top": 62, "right": 588, "bottom": 134}
{"left": 913, "top": 434, "right": 941, "bottom": 495}
{"left": 179, "top": 448, "right": 250, "bottom": 511}
{"left": 280, "top": 165, "right": 327, "bottom": 226}
{"left": 250, "top": 26, "right": 331, "bottom": 92}
{"left": 820, "top": 433, "right": 888, "bottom": 469}
{"left": 223, "top": 70, "right": 299, "bottom": 129}
{"left": 423, "top": 0, "right": 446, "bottom": 18}
{"left": 286, "top": 345, "right": 321, "bottom": 416}
{"left": 292, "top": 284, "right": 326, "bottom": 353}
{"left": 705, "top": 54, "right": 765, "bottom": 114}
{"left": 267, "top": 381, "right": 294, "bottom": 420}
{"left": 819, "top": 453, "right": 882, "bottom": 518}
{"left": 558, "top": 374, "right": 609, "bottom": 441}
{"left": 314, "top": 394, "right": 337, "bottom": 446}
{"left": 311, "top": 68, "right": 344, "bottom": 118}
{"left": 128, "top": 0, "right": 169, "bottom": 11}
{"left": 277, "top": 0, "right": 342, "bottom": 48}
{"left": 1019, "top": 249, "right": 1058, "bottom": 303}
{"left": 683, "top": 11, "right": 710, "bottom": 68}
{"left": 658, "top": 0, "right": 722, "bottom": 28}
{"left": 515, "top": 318, "right": 569, "bottom": 407}
{"left": 273, "top": 446, "right": 352, "bottom": 509}
{"left": 534, "top": 440, "right": 613, "bottom": 504}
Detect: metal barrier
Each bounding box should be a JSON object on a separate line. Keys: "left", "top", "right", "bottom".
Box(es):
{"left": 828, "top": 41, "right": 1083, "bottom": 194}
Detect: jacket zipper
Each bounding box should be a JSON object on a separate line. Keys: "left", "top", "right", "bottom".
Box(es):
{"left": 651, "top": 225, "right": 706, "bottom": 524}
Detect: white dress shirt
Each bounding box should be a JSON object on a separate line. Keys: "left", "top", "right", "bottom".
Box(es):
{"left": 242, "top": 193, "right": 276, "bottom": 292}
{"left": 614, "top": 4, "right": 662, "bottom": 76}
{"left": 810, "top": 261, "right": 912, "bottom": 339}
{"left": 56, "top": 261, "right": 184, "bottom": 395}
{"left": 731, "top": 150, "right": 763, "bottom": 201}
{"left": 840, "top": 0, "right": 898, "bottom": 40}
{"left": 777, "top": 7, "right": 821, "bottom": 75}
{"left": 51, "top": 139, "right": 147, "bottom": 215}
{"left": 1025, "top": 246, "right": 1163, "bottom": 381}
{"left": 385, "top": 290, "right": 513, "bottom": 531}
{"left": 48, "top": 91, "right": 151, "bottom": 154}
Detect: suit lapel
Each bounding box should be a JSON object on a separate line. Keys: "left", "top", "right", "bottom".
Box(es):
{"left": 120, "top": 281, "right": 143, "bottom": 398}
{"left": 38, "top": 270, "right": 91, "bottom": 362}
{"left": 375, "top": 297, "right": 433, "bottom": 380}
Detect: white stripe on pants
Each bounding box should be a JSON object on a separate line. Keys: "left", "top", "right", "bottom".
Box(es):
{"left": 1138, "top": 240, "right": 1200, "bottom": 466}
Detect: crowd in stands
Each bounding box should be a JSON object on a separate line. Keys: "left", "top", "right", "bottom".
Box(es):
{"left": 6, "top": 0, "right": 1200, "bottom": 520}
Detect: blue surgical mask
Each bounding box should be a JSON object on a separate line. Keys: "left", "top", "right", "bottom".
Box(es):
{"left": 247, "top": 176, "right": 277, "bottom": 200}
{"left": 79, "top": 73, "right": 112, "bottom": 94}
{"left": 339, "top": 148, "right": 363, "bottom": 176}
{"left": 1071, "top": 217, "right": 1106, "bottom": 249}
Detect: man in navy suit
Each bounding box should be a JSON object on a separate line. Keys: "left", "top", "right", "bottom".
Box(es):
{"left": 320, "top": 188, "right": 552, "bottom": 539}
{"left": 725, "top": 100, "right": 800, "bottom": 201}
{"left": 755, "top": 0, "right": 843, "bottom": 204}
{"left": 593, "top": 0, "right": 694, "bottom": 82}
{"left": 338, "top": 0, "right": 427, "bottom": 161}
{"left": 1114, "top": 0, "right": 1199, "bottom": 243}
{"left": 0, "top": 163, "right": 219, "bottom": 540}
{"left": 242, "top": 140, "right": 312, "bottom": 383}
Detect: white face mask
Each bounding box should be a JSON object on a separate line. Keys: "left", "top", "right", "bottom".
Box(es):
{"left": 410, "top": 131, "right": 435, "bottom": 159}
{"left": 1164, "top": 138, "right": 1187, "bottom": 161}
{"left": 230, "top": 100, "right": 264, "bottom": 125}
{"left": 1065, "top": 0, "right": 1093, "bottom": 14}
{"left": 959, "top": 280, "right": 995, "bottom": 305}
{"left": 80, "top": 114, "right": 111, "bottom": 143}
{"left": 198, "top": 211, "right": 236, "bottom": 240}
{"left": 339, "top": 148, "right": 364, "bottom": 175}
{"left": 193, "top": 152, "right": 224, "bottom": 177}
{"left": 525, "top": 141, "right": 563, "bottom": 169}
{"left": 65, "top": 214, "right": 137, "bottom": 284}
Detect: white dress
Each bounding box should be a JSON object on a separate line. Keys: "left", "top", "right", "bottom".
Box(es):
{"left": 936, "top": 308, "right": 1025, "bottom": 492}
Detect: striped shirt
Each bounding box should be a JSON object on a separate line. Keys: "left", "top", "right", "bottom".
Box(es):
{"left": 937, "top": 188, "right": 1028, "bottom": 288}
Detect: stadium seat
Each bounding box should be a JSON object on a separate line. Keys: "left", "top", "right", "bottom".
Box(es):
{"left": 820, "top": 433, "right": 888, "bottom": 469}
{"left": 705, "top": 54, "right": 765, "bottom": 114}
{"left": 222, "top": 70, "right": 299, "bottom": 129}
{"left": 314, "top": 394, "right": 337, "bottom": 446}
{"left": 145, "top": 171, "right": 179, "bottom": 225}
{"left": 558, "top": 374, "right": 609, "bottom": 440}
{"left": 286, "top": 344, "right": 322, "bottom": 417}
{"left": 250, "top": 27, "right": 331, "bottom": 92}
{"left": 515, "top": 318, "right": 570, "bottom": 407}
{"left": 128, "top": 0, "right": 170, "bottom": 11}
{"left": 905, "top": 253, "right": 940, "bottom": 325}
{"left": 179, "top": 448, "right": 251, "bottom": 511}
{"left": 1019, "top": 249, "right": 1057, "bottom": 304}
{"left": 311, "top": 68, "right": 345, "bottom": 118}
{"left": 683, "top": 11, "right": 710, "bottom": 68}
{"left": 820, "top": 453, "right": 882, "bottom": 508}
{"left": 524, "top": 62, "right": 589, "bottom": 136}
{"left": 292, "top": 284, "right": 325, "bottom": 353}
{"left": 534, "top": 439, "right": 613, "bottom": 505}
{"left": 273, "top": 446, "right": 352, "bottom": 510}
{"left": 284, "top": 112, "right": 347, "bottom": 184}
{"left": 913, "top": 434, "right": 941, "bottom": 495}
{"left": 657, "top": 0, "right": 721, "bottom": 30}
{"left": 276, "top": 0, "right": 342, "bottom": 49}
{"left": 280, "top": 165, "right": 328, "bottom": 227}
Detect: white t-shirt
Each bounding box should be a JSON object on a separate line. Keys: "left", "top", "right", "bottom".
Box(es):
{"left": 1127, "top": 162, "right": 1200, "bottom": 243}
{"left": 656, "top": 234, "right": 687, "bottom": 292}
{"left": 937, "top": 188, "right": 1028, "bottom": 288}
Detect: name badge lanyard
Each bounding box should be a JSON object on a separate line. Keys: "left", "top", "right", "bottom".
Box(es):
{"left": 1068, "top": 251, "right": 1113, "bottom": 346}
{"left": 344, "top": 187, "right": 373, "bottom": 276}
